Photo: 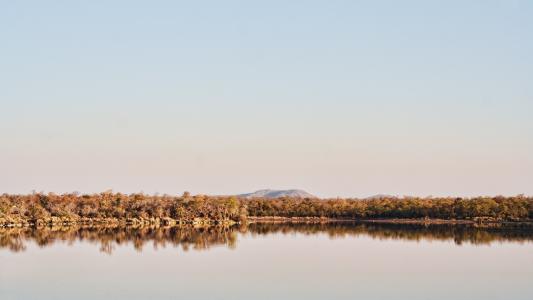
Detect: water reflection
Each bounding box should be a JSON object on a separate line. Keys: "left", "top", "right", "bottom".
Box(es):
{"left": 1, "top": 222, "right": 532, "bottom": 254}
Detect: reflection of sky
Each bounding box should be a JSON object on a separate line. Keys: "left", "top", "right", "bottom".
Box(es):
{"left": 1, "top": 233, "right": 532, "bottom": 300}
{"left": 1, "top": 1, "right": 533, "bottom": 197}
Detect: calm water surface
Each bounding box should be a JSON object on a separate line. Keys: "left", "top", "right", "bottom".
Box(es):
{"left": 1, "top": 223, "right": 532, "bottom": 300}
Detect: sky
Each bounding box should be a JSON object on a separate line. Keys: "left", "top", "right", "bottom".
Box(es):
{"left": 1, "top": 1, "right": 532, "bottom": 198}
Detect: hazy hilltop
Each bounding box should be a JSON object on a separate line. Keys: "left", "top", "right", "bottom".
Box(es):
{"left": 238, "top": 191, "right": 397, "bottom": 199}
{"left": 238, "top": 189, "right": 317, "bottom": 199}
{"left": 365, "top": 194, "right": 398, "bottom": 200}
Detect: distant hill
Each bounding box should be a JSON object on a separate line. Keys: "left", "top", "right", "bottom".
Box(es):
{"left": 364, "top": 194, "right": 398, "bottom": 200}
{"left": 238, "top": 189, "right": 317, "bottom": 199}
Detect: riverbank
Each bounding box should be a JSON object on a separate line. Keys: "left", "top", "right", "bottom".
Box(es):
{"left": 246, "top": 216, "right": 479, "bottom": 224}
{"left": 2, "top": 216, "right": 532, "bottom": 229}
{"left": 247, "top": 216, "right": 533, "bottom": 226}
{"left": 0, "top": 216, "right": 237, "bottom": 228}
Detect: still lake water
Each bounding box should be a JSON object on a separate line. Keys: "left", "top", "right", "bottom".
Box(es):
{"left": 1, "top": 223, "right": 532, "bottom": 300}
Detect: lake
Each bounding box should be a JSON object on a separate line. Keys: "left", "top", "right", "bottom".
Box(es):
{"left": 1, "top": 223, "right": 532, "bottom": 300}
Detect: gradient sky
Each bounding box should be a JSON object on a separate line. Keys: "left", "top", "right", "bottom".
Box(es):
{"left": 1, "top": 1, "right": 532, "bottom": 198}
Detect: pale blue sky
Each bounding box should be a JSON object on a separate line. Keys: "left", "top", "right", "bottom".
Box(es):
{"left": 1, "top": 1, "right": 532, "bottom": 197}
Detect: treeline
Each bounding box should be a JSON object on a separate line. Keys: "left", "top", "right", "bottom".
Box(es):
{"left": 0, "top": 192, "right": 246, "bottom": 226}
{"left": 1, "top": 192, "right": 532, "bottom": 227}
{"left": 246, "top": 196, "right": 533, "bottom": 221}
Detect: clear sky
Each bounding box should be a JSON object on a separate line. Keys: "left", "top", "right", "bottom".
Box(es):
{"left": 1, "top": 1, "right": 532, "bottom": 198}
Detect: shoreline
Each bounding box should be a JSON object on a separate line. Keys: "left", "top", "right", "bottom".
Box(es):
{"left": 0, "top": 217, "right": 237, "bottom": 229}
{"left": 248, "top": 217, "right": 533, "bottom": 226}
{"left": 3, "top": 216, "right": 532, "bottom": 229}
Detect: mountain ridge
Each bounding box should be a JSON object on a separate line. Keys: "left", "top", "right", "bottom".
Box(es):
{"left": 238, "top": 189, "right": 317, "bottom": 199}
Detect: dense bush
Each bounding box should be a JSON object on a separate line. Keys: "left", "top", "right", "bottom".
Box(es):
{"left": 0, "top": 192, "right": 531, "bottom": 225}
{"left": 246, "top": 196, "right": 533, "bottom": 221}
{"left": 0, "top": 192, "right": 245, "bottom": 224}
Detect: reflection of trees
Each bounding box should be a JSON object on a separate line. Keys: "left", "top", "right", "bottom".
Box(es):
{"left": 246, "top": 222, "right": 533, "bottom": 246}
{"left": 0, "top": 232, "right": 26, "bottom": 252}
{"left": 1, "top": 222, "right": 532, "bottom": 254}
{"left": 0, "top": 226, "right": 238, "bottom": 254}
